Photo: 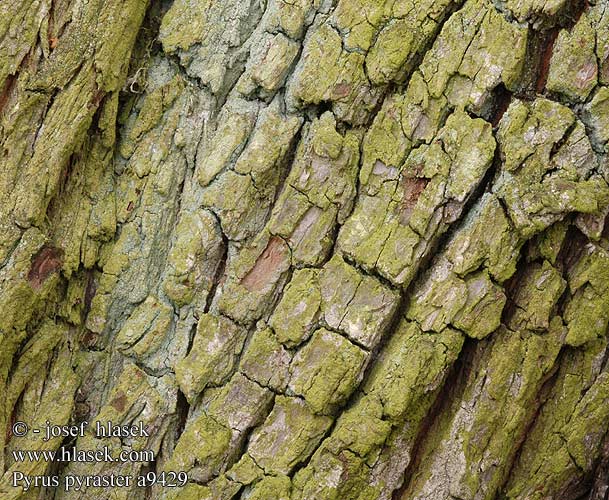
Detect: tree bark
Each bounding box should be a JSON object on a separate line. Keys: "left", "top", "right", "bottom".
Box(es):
{"left": 1, "top": 0, "right": 609, "bottom": 499}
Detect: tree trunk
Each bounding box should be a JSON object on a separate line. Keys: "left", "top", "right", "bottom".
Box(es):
{"left": 1, "top": 0, "right": 609, "bottom": 498}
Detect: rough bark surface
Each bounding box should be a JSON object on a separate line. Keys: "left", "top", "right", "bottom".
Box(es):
{"left": 1, "top": 0, "right": 609, "bottom": 499}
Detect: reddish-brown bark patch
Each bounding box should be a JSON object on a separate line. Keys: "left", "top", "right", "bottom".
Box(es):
{"left": 241, "top": 237, "right": 289, "bottom": 292}
{"left": 28, "top": 246, "right": 63, "bottom": 289}
{"left": 110, "top": 392, "right": 127, "bottom": 412}
{"left": 399, "top": 176, "right": 429, "bottom": 225}
{"left": 0, "top": 74, "right": 17, "bottom": 116}
{"left": 333, "top": 82, "right": 352, "bottom": 99}
{"left": 536, "top": 29, "right": 559, "bottom": 93}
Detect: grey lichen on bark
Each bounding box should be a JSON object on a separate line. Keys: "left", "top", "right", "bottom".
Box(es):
{"left": 1, "top": 0, "right": 609, "bottom": 499}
